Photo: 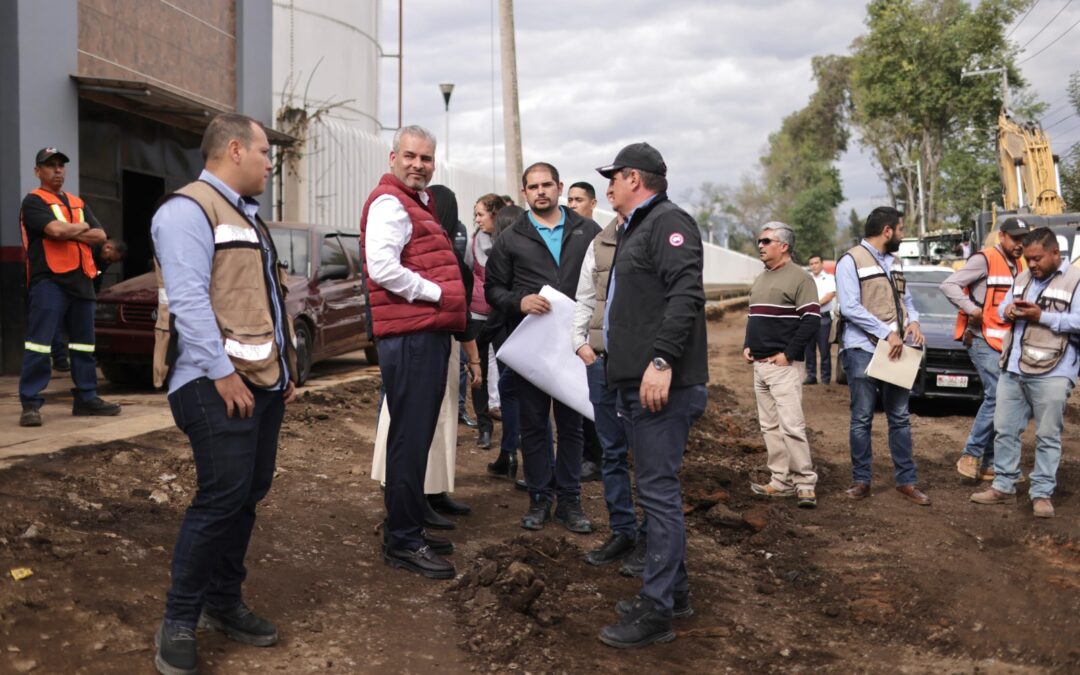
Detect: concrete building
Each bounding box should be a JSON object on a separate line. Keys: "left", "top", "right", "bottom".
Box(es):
{"left": 0, "top": 0, "right": 276, "bottom": 374}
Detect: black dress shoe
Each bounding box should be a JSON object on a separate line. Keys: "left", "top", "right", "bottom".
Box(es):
{"left": 514, "top": 479, "right": 528, "bottom": 492}
{"left": 477, "top": 430, "right": 492, "bottom": 449}
{"left": 428, "top": 491, "right": 471, "bottom": 516}
{"left": 383, "top": 528, "right": 453, "bottom": 556}
{"left": 619, "top": 536, "right": 647, "bottom": 577}
{"left": 585, "top": 533, "right": 636, "bottom": 566}
{"left": 384, "top": 545, "right": 456, "bottom": 579}
{"left": 458, "top": 411, "right": 478, "bottom": 428}
{"left": 598, "top": 597, "right": 675, "bottom": 649}
{"left": 520, "top": 498, "right": 551, "bottom": 530}
{"left": 73, "top": 396, "right": 121, "bottom": 416}
{"left": 423, "top": 499, "right": 456, "bottom": 530}
{"left": 487, "top": 452, "right": 517, "bottom": 480}
{"left": 198, "top": 602, "right": 278, "bottom": 646}
{"left": 580, "top": 460, "right": 602, "bottom": 482}
{"left": 155, "top": 621, "right": 197, "bottom": 675}
{"left": 616, "top": 590, "right": 693, "bottom": 619}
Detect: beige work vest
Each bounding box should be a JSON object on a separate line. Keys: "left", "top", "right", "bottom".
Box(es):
{"left": 999, "top": 266, "right": 1080, "bottom": 375}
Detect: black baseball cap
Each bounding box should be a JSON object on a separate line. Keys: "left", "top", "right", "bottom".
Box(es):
{"left": 596, "top": 142, "right": 667, "bottom": 178}
{"left": 35, "top": 147, "right": 70, "bottom": 165}
{"left": 999, "top": 217, "right": 1031, "bottom": 236}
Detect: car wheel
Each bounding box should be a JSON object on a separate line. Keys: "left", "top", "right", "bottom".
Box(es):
{"left": 101, "top": 361, "right": 153, "bottom": 388}
{"left": 364, "top": 345, "right": 379, "bottom": 366}
{"left": 294, "top": 320, "right": 313, "bottom": 385}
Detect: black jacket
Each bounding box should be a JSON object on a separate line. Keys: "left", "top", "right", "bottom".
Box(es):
{"left": 605, "top": 193, "right": 708, "bottom": 390}
{"left": 485, "top": 207, "right": 600, "bottom": 334}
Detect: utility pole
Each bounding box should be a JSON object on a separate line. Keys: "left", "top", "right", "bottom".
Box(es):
{"left": 961, "top": 65, "right": 1010, "bottom": 110}
{"left": 439, "top": 83, "right": 454, "bottom": 163}
{"left": 498, "top": 0, "right": 523, "bottom": 204}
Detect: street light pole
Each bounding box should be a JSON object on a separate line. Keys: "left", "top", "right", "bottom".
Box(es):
{"left": 439, "top": 83, "right": 455, "bottom": 164}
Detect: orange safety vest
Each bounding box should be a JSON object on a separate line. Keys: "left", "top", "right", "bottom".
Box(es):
{"left": 953, "top": 246, "right": 1018, "bottom": 352}
{"left": 20, "top": 188, "right": 98, "bottom": 280}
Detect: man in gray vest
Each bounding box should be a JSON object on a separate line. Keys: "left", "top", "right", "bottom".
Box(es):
{"left": 971, "top": 227, "right": 1080, "bottom": 518}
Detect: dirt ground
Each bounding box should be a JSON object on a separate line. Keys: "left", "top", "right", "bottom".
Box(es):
{"left": 1, "top": 315, "right": 1079, "bottom": 674}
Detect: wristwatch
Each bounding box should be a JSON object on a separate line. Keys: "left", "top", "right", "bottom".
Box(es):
{"left": 651, "top": 357, "right": 671, "bottom": 372}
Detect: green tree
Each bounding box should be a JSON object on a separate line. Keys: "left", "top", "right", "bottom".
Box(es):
{"left": 1059, "top": 72, "right": 1080, "bottom": 209}
{"left": 849, "top": 0, "right": 1027, "bottom": 228}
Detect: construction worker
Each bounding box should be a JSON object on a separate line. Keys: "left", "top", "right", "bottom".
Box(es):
{"left": 18, "top": 147, "right": 121, "bottom": 427}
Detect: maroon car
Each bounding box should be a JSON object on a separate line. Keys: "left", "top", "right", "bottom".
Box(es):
{"left": 94, "top": 223, "right": 375, "bottom": 386}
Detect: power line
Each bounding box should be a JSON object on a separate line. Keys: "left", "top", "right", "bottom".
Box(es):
{"left": 1008, "top": 0, "right": 1042, "bottom": 37}
{"left": 1053, "top": 120, "right": 1080, "bottom": 138}
{"left": 1019, "top": 0, "right": 1071, "bottom": 49}
{"left": 1044, "top": 111, "right": 1078, "bottom": 130}
{"left": 1019, "top": 14, "right": 1080, "bottom": 64}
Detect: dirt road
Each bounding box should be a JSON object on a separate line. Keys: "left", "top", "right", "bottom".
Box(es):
{"left": 1, "top": 315, "right": 1078, "bottom": 673}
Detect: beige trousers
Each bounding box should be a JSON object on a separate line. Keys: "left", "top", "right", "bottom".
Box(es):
{"left": 753, "top": 360, "right": 817, "bottom": 489}
{"left": 371, "top": 346, "right": 459, "bottom": 494}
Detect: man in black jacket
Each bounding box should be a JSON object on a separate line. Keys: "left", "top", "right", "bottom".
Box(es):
{"left": 595, "top": 143, "right": 708, "bottom": 649}
{"left": 485, "top": 162, "right": 601, "bottom": 533}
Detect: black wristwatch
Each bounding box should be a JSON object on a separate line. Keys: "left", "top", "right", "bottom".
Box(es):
{"left": 651, "top": 357, "right": 671, "bottom": 372}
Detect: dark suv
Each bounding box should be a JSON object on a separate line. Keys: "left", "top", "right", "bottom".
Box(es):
{"left": 94, "top": 223, "right": 374, "bottom": 386}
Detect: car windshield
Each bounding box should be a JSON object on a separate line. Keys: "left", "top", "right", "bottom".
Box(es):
{"left": 907, "top": 283, "right": 956, "bottom": 317}
{"left": 270, "top": 227, "right": 309, "bottom": 277}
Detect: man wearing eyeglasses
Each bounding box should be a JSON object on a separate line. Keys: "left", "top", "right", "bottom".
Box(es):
{"left": 834, "top": 207, "right": 929, "bottom": 506}
{"left": 742, "top": 223, "right": 821, "bottom": 508}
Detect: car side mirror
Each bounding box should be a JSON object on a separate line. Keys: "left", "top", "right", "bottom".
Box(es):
{"left": 318, "top": 264, "right": 349, "bottom": 282}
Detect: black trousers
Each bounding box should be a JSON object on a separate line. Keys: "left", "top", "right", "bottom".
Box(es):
{"left": 378, "top": 331, "right": 451, "bottom": 550}
{"left": 471, "top": 321, "right": 493, "bottom": 435}
{"left": 517, "top": 376, "right": 584, "bottom": 503}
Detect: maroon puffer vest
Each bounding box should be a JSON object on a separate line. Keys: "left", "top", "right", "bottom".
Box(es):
{"left": 470, "top": 235, "right": 492, "bottom": 316}
{"left": 360, "top": 174, "right": 467, "bottom": 338}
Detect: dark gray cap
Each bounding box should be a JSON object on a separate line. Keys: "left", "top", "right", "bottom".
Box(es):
{"left": 35, "top": 147, "right": 70, "bottom": 165}
{"left": 596, "top": 142, "right": 667, "bottom": 178}
{"left": 999, "top": 217, "right": 1031, "bottom": 236}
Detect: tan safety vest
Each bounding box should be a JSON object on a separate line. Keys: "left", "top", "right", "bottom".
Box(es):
{"left": 587, "top": 221, "right": 619, "bottom": 352}
{"left": 153, "top": 181, "right": 297, "bottom": 389}
{"left": 999, "top": 266, "right": 1080, "bottom": 375}
{"left": 833, "top": 243, "right": 908, "bottom": 343}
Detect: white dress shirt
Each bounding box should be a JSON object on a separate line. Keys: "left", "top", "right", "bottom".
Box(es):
{"left": 571, "top": 241, "right": 598, "bottom": 352}
{"left": 811, "top": 270, "right": 837, "bottom": 314}
{"left": 365, "top": 193, "right": 442, "bottom": 303}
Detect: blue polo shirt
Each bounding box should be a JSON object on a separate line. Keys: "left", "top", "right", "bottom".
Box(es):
{"left": 528, "top": 207, "right": 566, "bottom": 265}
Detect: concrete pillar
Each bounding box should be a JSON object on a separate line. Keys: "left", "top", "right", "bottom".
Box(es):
{"left": 0, "top": 0, "right": 80, "bottom": 373}
{"left": 237, "top": 0, "right": 274, "bottom": 220}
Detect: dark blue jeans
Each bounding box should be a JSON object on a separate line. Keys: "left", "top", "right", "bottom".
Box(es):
{"left": 518, "top": 375, "right": 583, "bottom": 503}
{"left": 19, "top": 280, "right": 98, "bottom": 408}
{"left": 379, "top": 331, "right": 452, "bottom": 551}
{"left": 841, "top": 348, "right": 917, "bottom": 486}
{"left": 617, "top": 385, "right": 707, "bottom": 617}
{"left": 165, "top": 377, "right": 284, "bottom": 628}
{"left": 804, "top": 315, "right": 832, "bottom": 383}
{"left": 586, "top": 357, "right": 639, "bottom": 538}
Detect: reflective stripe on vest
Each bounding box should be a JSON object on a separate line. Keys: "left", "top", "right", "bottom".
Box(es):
{"left": 224, "top": 338, "right": 274, "bottom": 361}
{"left": 214, "top": 223, "right": 260, "bottom": 245}
{"left": 27, "top": 189, "right": 97, "bottom": 279}
{"left": 952, "top": 247, "right": 1018, "bottom": 352}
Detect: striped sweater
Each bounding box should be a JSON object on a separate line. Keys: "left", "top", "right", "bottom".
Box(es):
{"left": 744, "top": 261, "right": 821, "bottom": 361}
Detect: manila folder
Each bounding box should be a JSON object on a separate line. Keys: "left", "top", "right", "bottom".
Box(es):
{"left": 865, "top": 340, "right": 923, "bottom": 390}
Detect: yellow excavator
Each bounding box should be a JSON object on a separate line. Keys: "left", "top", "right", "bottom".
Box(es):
{"left": 974, "top": 109, "right": 1080, "bottom": 259}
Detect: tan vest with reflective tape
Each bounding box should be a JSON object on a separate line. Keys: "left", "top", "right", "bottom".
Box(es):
{"left": 587, "top": 221, "right": 619, "bottom": 352}
{"left": 153, "top": 181, "right": 297, "bottom": 389}
{"left": 999, "top": 266, "right": 1080, "bottom": 375}
{"left": 835, "top": 244, "right": 908, "bottom": 342}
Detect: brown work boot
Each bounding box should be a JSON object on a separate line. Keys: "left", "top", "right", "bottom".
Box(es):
{"left": 844, "top": 482, "right": 871, "bottom": 500}
{"left": 970, "top": 487, "right": 1015, "bottom": 505}
{"left": 19, "top": 406, "right": 42, "bottom": 427}
{"left": 956, "top": 454, "right": 979, "bottom": 479}
{"left": 1032, "top": 498, "right": 1054, "bottom": 518}
{"left": 896, "top": 484, "right": 931, "bottom": 506}
{"left": 978, "top": 465, "right": 995, "bottom": 481}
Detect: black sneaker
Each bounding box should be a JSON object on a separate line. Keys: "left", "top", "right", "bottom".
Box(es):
{"left": 384, "top": 545, "right": 456, "bottom": 580}
{"left": 154, "top": 621, "right": 197, "bottom": 675}
{"left": 198, "top": 602, "right": 278, "bottom": 647}
{"left": 598, "top": 597, "right": 676, "bottom": 649}
{"left": 72, "top": 396, "right": 121, "bottom": 417}
{"left": 616, "top": 590, "right": 693, "bottom": 619}
{"left": 619, "top": 536, "right": 647, "bottom": 577}
{"left": 554, "top": 498, "right": 593, "bottom": 534}
{"left": 585, "top": 533, "right": 636, "bottom": 566}
{"left": 19, "top": 406, "right": 42, "bottom": 427}
{"left": 521, "top": 498, "right": 552, "bottom": 530}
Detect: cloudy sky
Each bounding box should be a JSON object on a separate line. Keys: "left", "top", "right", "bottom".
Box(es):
{"left": 376, "top": 0, "right": 1080, "bottom": 226}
